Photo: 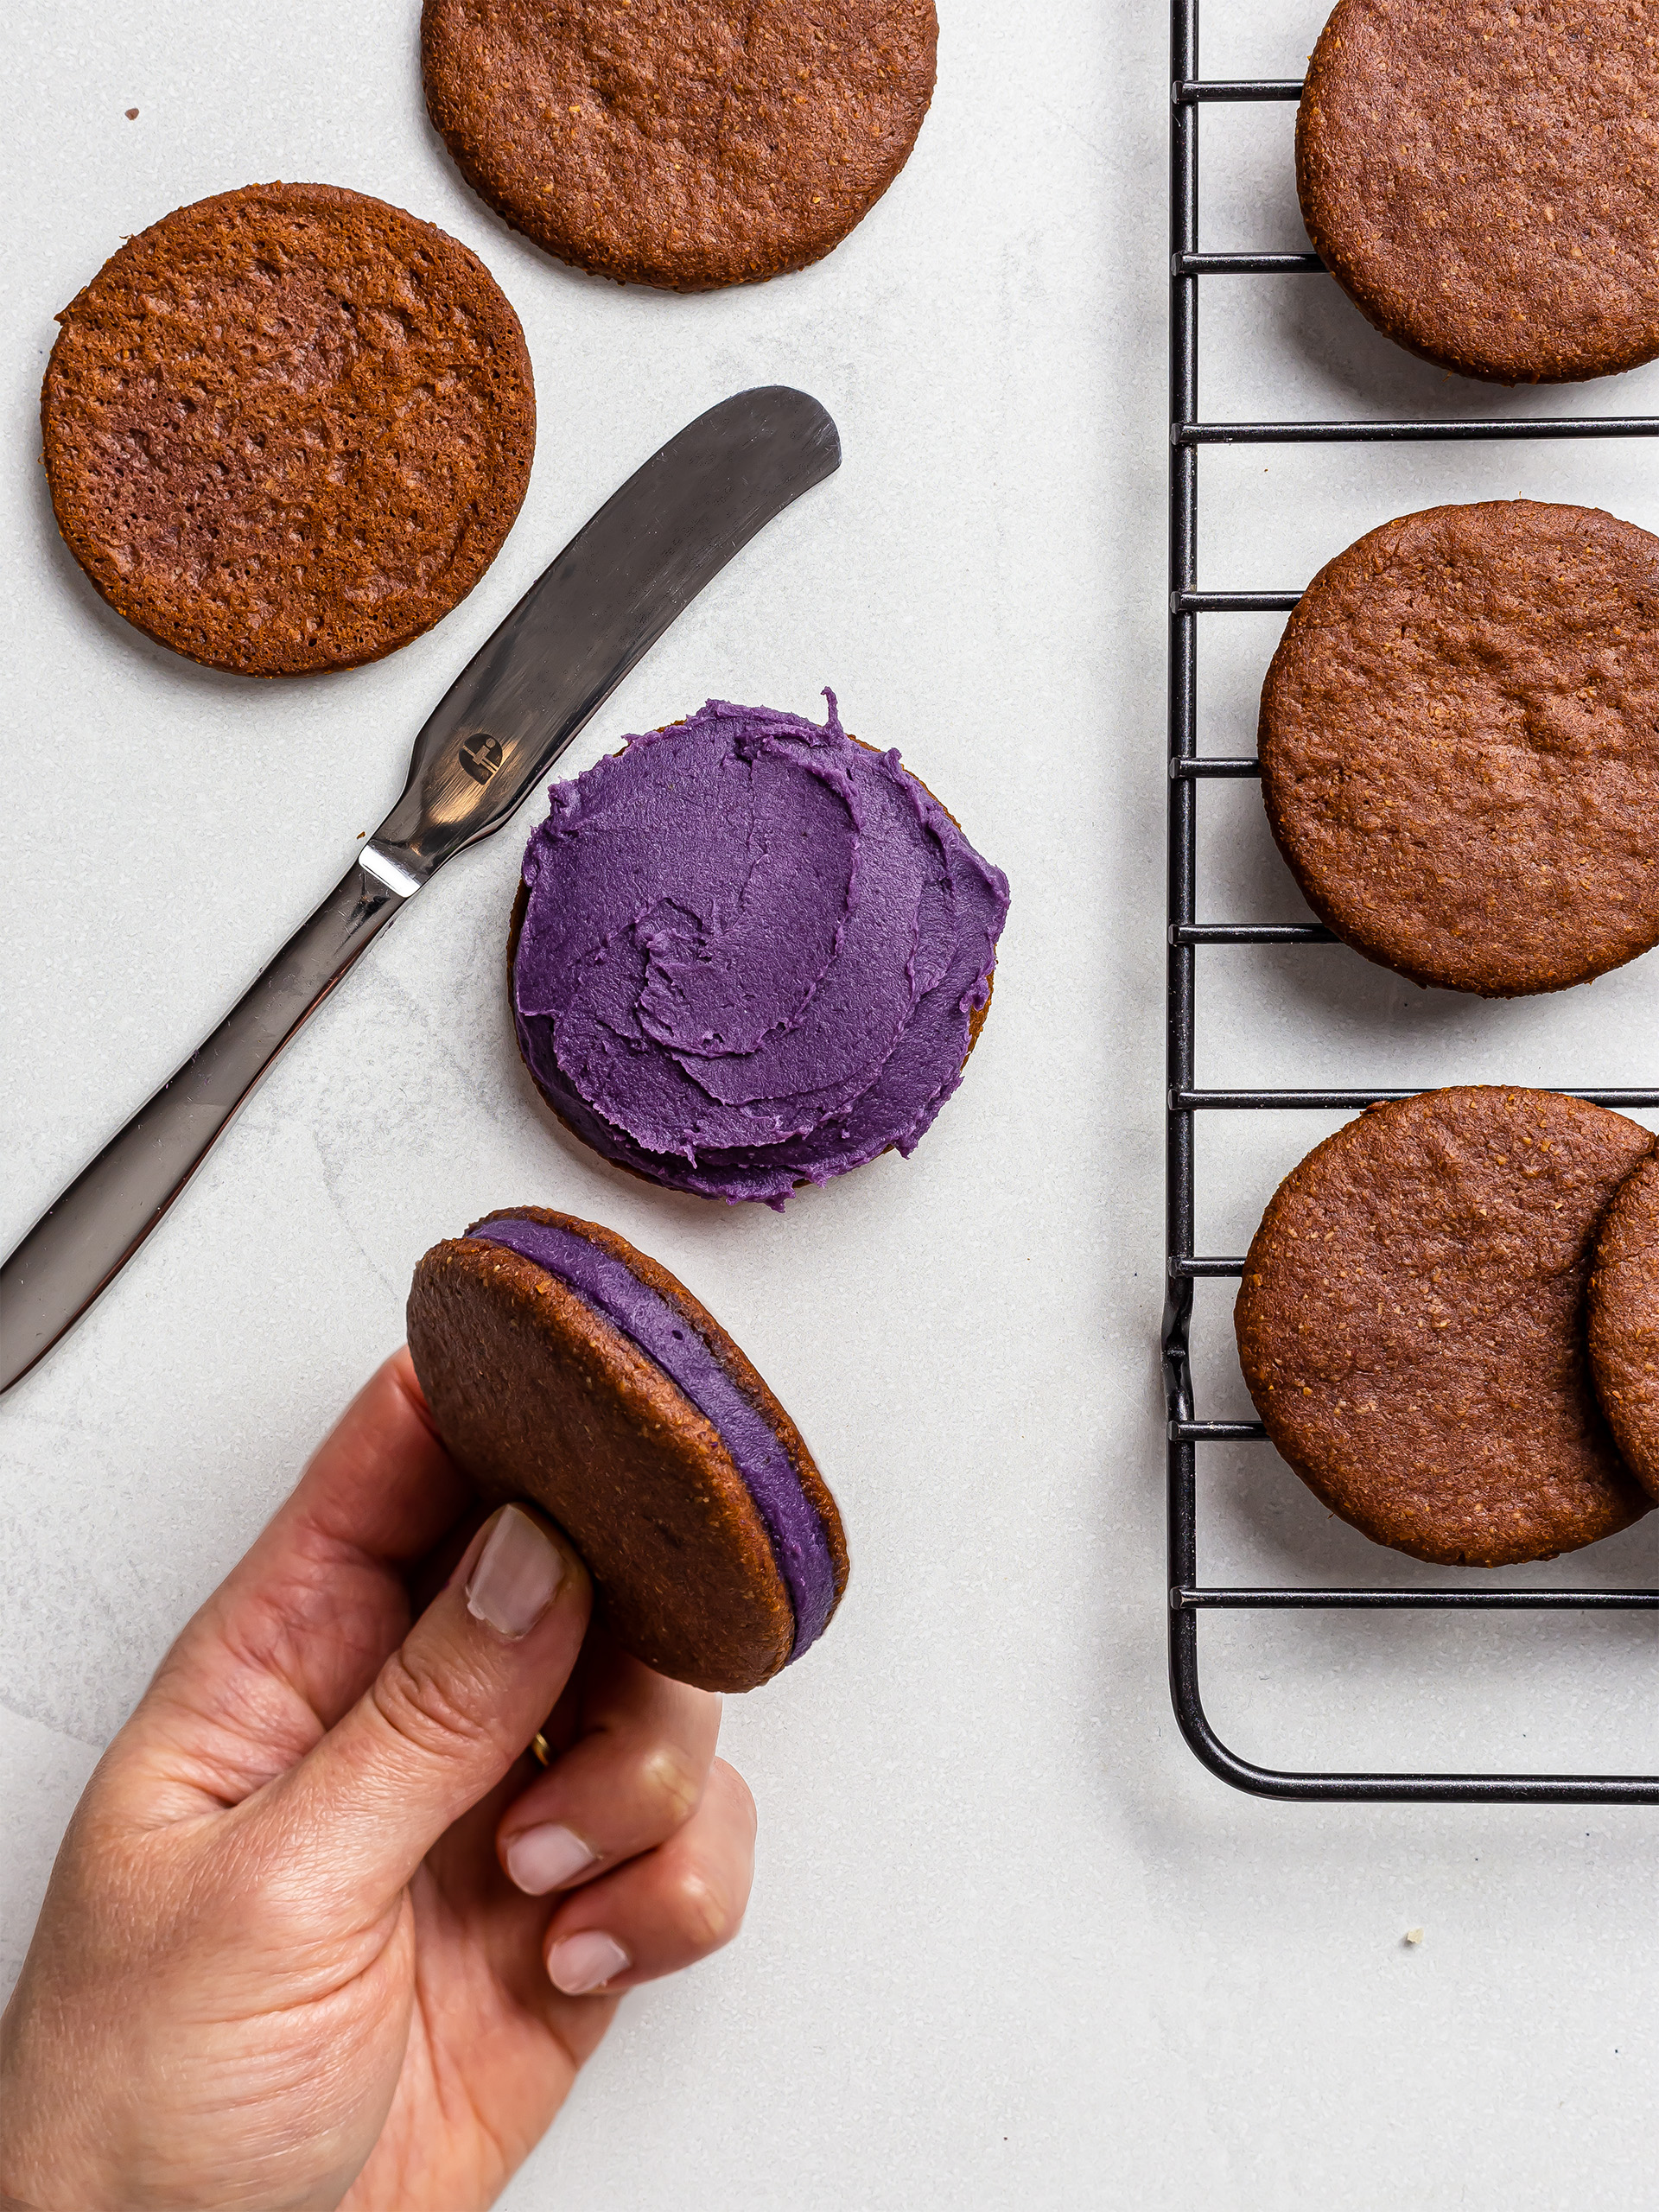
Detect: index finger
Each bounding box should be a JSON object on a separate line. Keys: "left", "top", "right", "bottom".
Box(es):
{"left": 128, "top": 1351, "right": 477, "bottom": 1808}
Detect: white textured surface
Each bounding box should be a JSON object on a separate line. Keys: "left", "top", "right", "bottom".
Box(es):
{"left": 3, "top": 3, "right": 1656, "bottom": 2206}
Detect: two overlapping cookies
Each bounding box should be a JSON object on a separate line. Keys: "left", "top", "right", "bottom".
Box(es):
{"left": 1588, "top": 1155, "right": 1659, "bottom": 1499}
{"left": 1236, "top": 1087, "right": 1659, "bottom": 1567}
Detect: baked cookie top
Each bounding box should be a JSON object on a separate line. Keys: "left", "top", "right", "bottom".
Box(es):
{"left": 422, "top": 0, "right": 938, "bottom": 289}
{"left": 1589, "top": 1153, "right": 1659, "bottom": 1498}
{"left": 408, "top": 1209, "right": 849, "bottom": 1692}
{"left": 1235, "top": 1087, "right": 1653, "bottom": 1567}
{"left": 42, "top": 182, "right": 535, "bottom": 676}
{"left": 1258, "top": 500, "right": 1659, "bottom": 998}
{"left": 1297, "top": 0, "right": 1659, "bottom": 384}
{"left": 510, "top": 694, "right": 1009, "bottom": 1206}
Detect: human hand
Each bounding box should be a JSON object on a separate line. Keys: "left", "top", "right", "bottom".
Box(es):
{"left": 0, "top": 1351, "right": 756, "bottom": 2211}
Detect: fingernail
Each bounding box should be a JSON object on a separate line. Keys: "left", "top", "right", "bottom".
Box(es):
{"left": 466, "top": 1506, "right": 564, "bottom": 1639}
{"left": 547, "top": 1929, "right": 631, "bottom": 1995}
{"left": 505, "top": 1822, "right": 598, "bottom": 1896}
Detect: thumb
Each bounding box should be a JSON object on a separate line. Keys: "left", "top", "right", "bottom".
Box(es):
{"left": 265, "top": 1502, "right": 593, "bottom": 1897}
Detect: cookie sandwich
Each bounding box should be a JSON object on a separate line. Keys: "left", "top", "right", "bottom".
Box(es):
{"left": 1235, "top": 1086, "right": 1654, "bottom": 1568}
{"left": 1258, "top": 500, "right": 1659, "bottom": 998}
{"left": 509, "top": 694, "right": 1010, "bottom": 1205}
{"left": 42, "top": 182, "right": 535, "bottom": 675}
{"left": 408, "top": 1209, "right": 848, "bottom": 1691}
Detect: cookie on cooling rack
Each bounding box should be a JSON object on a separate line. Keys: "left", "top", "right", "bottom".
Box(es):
{"left": 42, "top": 182, "right": 535, "bottom": 676}
{"left": 407, "top": 1209, "right": 849, "bottom": 1691}
{"left": 1296, "top": 0, "right": 1659, "bottom": 384}
{"left": 1589, "top": 1154, "right": 1659, "bottom": 1502}
{"left": 1257, "top": 500, "right": 1659, "bottom": 998}
{"left": 1235, "top": 1086, "right": 1654, "bottom": 1567}
{"left": 421, "top": 0, "right": 938, "bottom": 289}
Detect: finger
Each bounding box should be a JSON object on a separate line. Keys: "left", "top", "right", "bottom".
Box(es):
{"left": 128, "top": 1352, "right": 474, "bottom": 1805}
{"left": 257, "top": 1503, "right": 594, "bottom": 1904}
{"left": 541, "top": 1758, "right": 756, "bottom": 1997}
{"left": 267, "top": 1346, "right": 468, "bottom": 1566}
{"left": 498, "top": 1640, "right": 721, "bottom": 1896}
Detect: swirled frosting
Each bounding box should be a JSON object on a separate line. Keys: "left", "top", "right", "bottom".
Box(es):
{"left": 512, "top": 694, "right": 1010, "bottom": 1205}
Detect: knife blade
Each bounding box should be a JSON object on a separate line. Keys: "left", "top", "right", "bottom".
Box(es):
{"left": 0, "top": 385, "right": 841, "bottom": 1393}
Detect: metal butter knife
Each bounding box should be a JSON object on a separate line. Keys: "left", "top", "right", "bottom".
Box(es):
{"left": 0, "top": 385, "right": 840, "bottom": 1394}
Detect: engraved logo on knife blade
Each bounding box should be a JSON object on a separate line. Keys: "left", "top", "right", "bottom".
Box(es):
{"left": 459, "top": 733, "right": 505, "bottom": 785}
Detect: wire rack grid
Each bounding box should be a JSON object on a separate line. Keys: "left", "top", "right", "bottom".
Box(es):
{"left": 1162, "top": 0, "right": 1659, "bottom": 1803}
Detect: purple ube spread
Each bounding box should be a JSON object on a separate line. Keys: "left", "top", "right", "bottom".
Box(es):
{"left": 467, "top": 1213, "right": 837, "bottom": 1658}
{"left": 512, "top": 694, "right": 1011, "bottom": 1206}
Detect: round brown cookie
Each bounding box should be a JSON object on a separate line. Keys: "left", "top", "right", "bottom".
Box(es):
{"left": 1258, "top": 500, "right": 1659, "bottom": 998}
{"left": 1588, "top": 1153, "right": 1659, "bottom": 1499}
{"left": 1297, "top": 0, "right": 1659, "bottom": 384}
{"left": 421, "top": 0, "right": 938, "bottom": 291}
{"left": 407, "top": 1210, "right": 849, "bottom": 1692}
{"left": 1235, "top": 1087, "right": 1654, "bottom": 1567}
{"left": 41, "top": 182, "right": 535, "bottom": 676}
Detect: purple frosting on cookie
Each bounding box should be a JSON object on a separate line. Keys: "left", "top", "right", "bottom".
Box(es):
{"left": 465, "top": 1213, "right": 836, "bottom": 1658}
{"left": 512, "top": 694, "right": 1010, "bottom": 1206}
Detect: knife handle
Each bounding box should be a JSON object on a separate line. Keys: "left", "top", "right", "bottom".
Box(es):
{"left": 0, "top": 859, "right": 410, "bottom": 1393}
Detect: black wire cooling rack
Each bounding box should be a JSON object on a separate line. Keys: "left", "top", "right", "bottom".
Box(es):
{"left": 1162, "top": 0, "right": 1659, "bottom": 1802}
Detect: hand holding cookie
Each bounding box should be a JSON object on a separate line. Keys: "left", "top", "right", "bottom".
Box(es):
{"left": 0, "top": 1353, "right": 755, "bottom": 2212}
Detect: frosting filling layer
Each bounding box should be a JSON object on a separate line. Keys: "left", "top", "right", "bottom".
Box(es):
{"left": 512, "top": 694, "right": 1011, "bottom": 1205}
{"left": 466, "top": 1214, "right": 836, "bottom": 1656}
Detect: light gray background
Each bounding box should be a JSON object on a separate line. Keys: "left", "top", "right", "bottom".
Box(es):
{"left": 3, "top": 2, "right": 1656, "bottom": 2204}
